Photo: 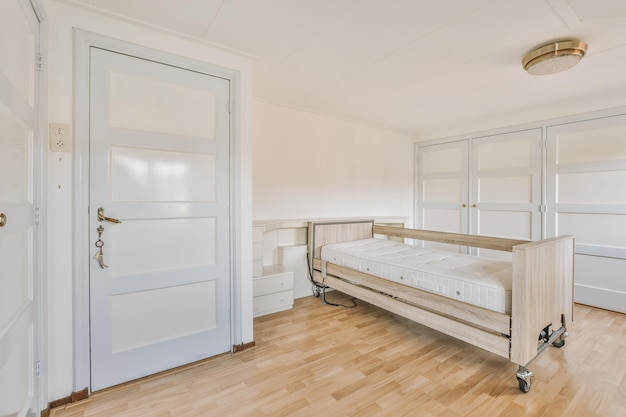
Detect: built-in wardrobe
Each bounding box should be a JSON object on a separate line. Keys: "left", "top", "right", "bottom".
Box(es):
{"left": 415, "top": 108, "right": 626, "bottom": 314}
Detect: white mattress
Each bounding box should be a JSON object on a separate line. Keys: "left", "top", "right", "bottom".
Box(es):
{"left": 320, "top": 238, "right": 512, "bottom": 314}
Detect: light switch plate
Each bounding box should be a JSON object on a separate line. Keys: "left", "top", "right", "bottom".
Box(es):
{"left": 49, "top": 123, "right": 71, "bottom": 152}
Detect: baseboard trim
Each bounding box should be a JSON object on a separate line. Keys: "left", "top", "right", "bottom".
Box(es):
{"left": 233, "top": 340, "right": 256, "bottom": 353}
{"left": 71, "top": 387, "right": 89, "bottom": 403}
{"left": 575, "top": 284, "right": 626, "bottom": 314}
{"left": 42, "top": 387, "right": 89, "bottom": 416}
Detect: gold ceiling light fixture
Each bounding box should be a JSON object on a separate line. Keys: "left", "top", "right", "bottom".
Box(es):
{"left": 522, "top": 40, "right": 588, "bottom": 75}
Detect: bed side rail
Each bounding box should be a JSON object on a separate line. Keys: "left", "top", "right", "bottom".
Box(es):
{"left": 373, "top": 225, "right": 530, "bottom": 252}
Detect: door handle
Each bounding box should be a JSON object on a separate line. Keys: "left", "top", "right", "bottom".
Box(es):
{"left": 97, "top": 207, "right": 122, "bottom": 224}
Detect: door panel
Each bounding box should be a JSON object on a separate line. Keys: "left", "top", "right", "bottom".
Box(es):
{"left": 471, "top": 130, "right": 542, "bottom": 259}
{"left": 547, "top": 116, "right": 626, "bottom": 313}
{"left": 557, "top": 170, "right": 626, "bottom": 203}
{"left": 108, "top": 71, "right": 217, "bottom": 138}
{"left": 110, "top": 147, "right": 217, "bottom": 202}
{"left": 477, "top": 210, "right": 532, "bottom": 239}
{"left": 89, "top": 47, "right": 231, "bottom": 390}
{"left": 415, "top": 130, "right": 541, "bottom": 258}
{"left": 110, "top": 218, "right": 216, "bottom": 275}
{"left": 416, "top": 140, "right": 468, "bottom": 252}
{"left": 0, "top": 0, "right": 39, "bottom": 416}
{"left": 478, "top": 176, "right": 532, "bottom": 203}
{"left": 110, "top": 281, "right": 217, "bottom": 353}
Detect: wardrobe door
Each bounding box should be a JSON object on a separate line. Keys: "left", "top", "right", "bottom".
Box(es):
{"left": 415, "top": 140, "right": 469, "bottom": 251}
{"left": 470, "top": 129, "right": 543, "bottom": 259}
{"left": 547, "top": 116, "right": 626, "bottom": 314}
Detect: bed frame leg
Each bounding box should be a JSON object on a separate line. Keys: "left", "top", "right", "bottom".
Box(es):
{"left": 516, "top": 365, "right": 533, "bottom": 393}
{"left": 551, "top": 314, "right": 568, "bottom": 348}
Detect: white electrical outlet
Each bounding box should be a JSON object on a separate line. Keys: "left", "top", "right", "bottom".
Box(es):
{"left": 49, "top": 123, "right": 72, "bottom": 152}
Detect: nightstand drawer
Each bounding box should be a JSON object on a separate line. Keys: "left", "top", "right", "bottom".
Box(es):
{"left": 253, "top": 290, "right": 293, "bottom": 317}
{"left": 253, "top": 273, "right": 294, "bottom": 297}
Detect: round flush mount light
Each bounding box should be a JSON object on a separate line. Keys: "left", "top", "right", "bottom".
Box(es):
{"left": 522, "top": 40, "right": 588, "bottom": 75}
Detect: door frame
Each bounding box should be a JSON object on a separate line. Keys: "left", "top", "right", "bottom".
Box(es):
{"left": 33, "top": 0, "right": 48, "bottom": 411}
{"left": 72, "top": 30, "right": 244, "bottom": 393}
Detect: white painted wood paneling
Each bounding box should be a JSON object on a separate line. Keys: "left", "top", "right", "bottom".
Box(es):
{"left": 471, "top": 129, "right": 542, "bottom": 243}
{"left": 111, "top": 281, "right": 217, "bottom": 353}
{"left": 416, "top": 129, "right": 542, "bottom": 258}
{"left": 89, "top": 47, "right": 232, "bottom": 390}
{"left": 110, "top": 147, "right": 217, "bottom": 202}
{"left": 416, "top": 140, "right": 468, "bottom": 252}
{"left": 109, "top": 71, "right": 217, "bottom": 138}
{"left": 547, "top": 114, "right": 626, "bottom": 313}
{"left": 0, "top": 0, "right": 40, "bottom": 415}
{"left": 110, "top": 218, "right": 216, "bottom": 275}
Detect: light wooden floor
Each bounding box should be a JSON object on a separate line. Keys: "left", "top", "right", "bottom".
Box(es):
{"left": 52, "top": 292, "right": 626, "bottom": 417}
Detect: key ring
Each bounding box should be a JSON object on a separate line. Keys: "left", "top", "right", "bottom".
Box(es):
{"left": 94, "top": 225, "right": 109, "bottom": 269}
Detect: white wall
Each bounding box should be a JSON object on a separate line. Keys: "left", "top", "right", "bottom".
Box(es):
{"left": 252, "top": 100, "right": 415, "bottom": 221}
{"left": 46, "top": 0, "right": 253, "bottom": 401}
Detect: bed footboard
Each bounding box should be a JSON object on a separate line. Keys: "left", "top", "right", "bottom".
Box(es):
{"left": 510, "top": 235, "right": 575, "bottom": 366}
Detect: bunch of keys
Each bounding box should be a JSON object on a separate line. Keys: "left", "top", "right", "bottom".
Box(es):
{"left": 94, "top": 225, "right": 109, "bottom": 269}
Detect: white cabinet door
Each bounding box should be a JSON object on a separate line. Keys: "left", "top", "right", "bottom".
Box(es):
{"left": 416, "top": 140, "right": 469, "bottom": 251}
{"left": 471, "top": 129, "right": 542, "bottom": 258}
{"left": 415, "top": 129, "right": 542, "bottom": 257}
{"left": 89, "top": 48, "right": 232, "bottom": 390}
{"left": 547, "top": 116, "right": 626, "bottom": 313}
{"left": 0, "top": 0, "right": 40, "bottom": 415}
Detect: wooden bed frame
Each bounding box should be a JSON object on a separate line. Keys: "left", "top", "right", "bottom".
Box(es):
{"left": 307, "top": 219, "right": 575, "bottom": 393}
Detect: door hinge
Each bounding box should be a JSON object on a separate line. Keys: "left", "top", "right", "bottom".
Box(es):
{"left": 35, "top": 207, "right": 41, "bottom": 225}
{"left": 37, "top": 54, "right": 44, "bottom": 72}
{"left": 540, "top": 204, "right": 547, "bottom": 213}
{"left": 227, "top": 100, "right": 232, "bottom": 114}
{"left": 35, "top": 360, "right": 42, "bottom": 378}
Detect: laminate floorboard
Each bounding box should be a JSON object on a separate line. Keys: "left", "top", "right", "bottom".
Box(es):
{"left": 51, "top": 292, "right": 626, "bottom": 417}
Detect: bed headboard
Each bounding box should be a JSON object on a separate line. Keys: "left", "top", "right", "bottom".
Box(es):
{"left": 307, "top": 219, "right": 375, "bottom": 260}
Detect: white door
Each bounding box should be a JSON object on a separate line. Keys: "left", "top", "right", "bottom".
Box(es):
{"left": 546, "top": 116, "right": 626, "bottom": 314}
{"left": 89, "top": 47, "right": 232, "bottom": 390}
{"left": 470, "top": 129, "right": 542, "bottom": 258}
{"left": 0, "top": 0, "right": 41, "bottom": 415}
{"left": 416, "top": 140, "right": 469, "bottom": 251}
{"left": 415, "top": 131, "right": 542, "bottom": 257}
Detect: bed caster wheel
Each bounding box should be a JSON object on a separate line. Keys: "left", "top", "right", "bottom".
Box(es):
{"left": 312, "top": 285, "right": 322, "bottom": 297}
{"left": 516, "top": 366, "right": 532, "bottom": 393}
{"left": 552, "top": 329, "right": 567, "bottom": 348}
{"left": 517, "top": 377, "right": 531, "bottom": 393}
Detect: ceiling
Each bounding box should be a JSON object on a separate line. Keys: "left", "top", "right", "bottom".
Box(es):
{"left": 69, "top": 0, "right": 626, "bottom": 139}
